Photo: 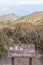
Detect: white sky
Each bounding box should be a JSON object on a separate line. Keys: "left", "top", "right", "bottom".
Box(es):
{"left": 0, "top": 0, "right": 43, "bottom": 16}
{"left": 0, "top": 0, "right": 43, "bottom": 6}
{"left": 0, "top": 0, "right": 43, "bottom": 10}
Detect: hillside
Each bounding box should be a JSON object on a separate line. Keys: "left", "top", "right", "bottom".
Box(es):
{"left": 0, "top": 12, "right": 43, "bottom": 57}
{"left": 0, "top": 12, "right": 43, "bottom": 28}
{"left": 12, "top": 11, "right": 43, "bottom": 26}
{"left": 0, "top": 13, "right": 19, "bottom": 22}
{"left": 0, "top": 13, "right": 20, "bottom": 29}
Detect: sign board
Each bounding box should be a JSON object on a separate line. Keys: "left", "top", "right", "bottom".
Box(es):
{"left": 8, "top": 44, "right": 35, "bottom": 58}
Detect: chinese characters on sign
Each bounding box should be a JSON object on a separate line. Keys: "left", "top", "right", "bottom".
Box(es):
{"left": 8, "top": 44, "right": 35, "bottom": 58}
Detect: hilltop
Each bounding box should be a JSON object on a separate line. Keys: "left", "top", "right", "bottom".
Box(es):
{"left": 0, "top": 13, "right": 20, "bottom": 29}
{"left": 12, "top": 11, "right": 43, "bottom": 26}
{"left": 0, "top": 11, "right": 43, "bottom": 26}
{"left": 0, "top": 11, "right": 43, "bottom": 30}
{"left": 0, "top": 13, "right": 20, "bottom": 24}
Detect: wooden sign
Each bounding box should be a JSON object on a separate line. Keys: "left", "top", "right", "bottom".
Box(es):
{"left": 8, "top": 44, "right": 35, "bottom": 58}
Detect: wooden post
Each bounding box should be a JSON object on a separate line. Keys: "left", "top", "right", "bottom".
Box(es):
{"left": 12, "top": 57, "right": 14, "bottom": 65}
{"left": 29, "top": 58, "right": 32, "bottom": 65}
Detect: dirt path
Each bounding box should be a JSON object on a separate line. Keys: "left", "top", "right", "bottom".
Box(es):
{"left": 0, "top": 57, "right": 42, "bottom": 65}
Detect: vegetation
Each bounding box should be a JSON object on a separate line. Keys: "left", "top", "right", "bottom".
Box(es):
{"left": 0, "top": 12, "right": 43, "bottom": 58}
{"left": 0, "top": 23, "right": 43, "bottom": 58}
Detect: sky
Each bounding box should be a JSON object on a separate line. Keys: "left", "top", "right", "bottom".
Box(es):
{"left": 0, "top": 0, "right": 43, "bottom": 16}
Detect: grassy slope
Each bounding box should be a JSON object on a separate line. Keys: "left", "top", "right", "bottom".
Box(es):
{"left": 0, "top": 12, "right": 43, "bottom": 56}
